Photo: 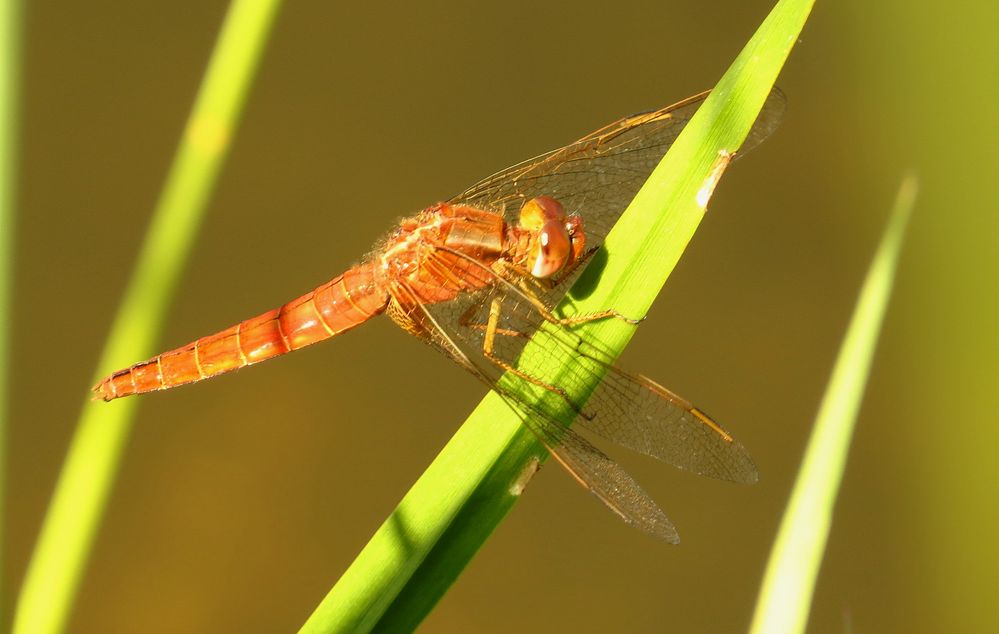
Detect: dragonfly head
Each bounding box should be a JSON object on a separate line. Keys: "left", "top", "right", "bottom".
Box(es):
{"left": 519, "top": 196, "right": 586, "bottom": 279}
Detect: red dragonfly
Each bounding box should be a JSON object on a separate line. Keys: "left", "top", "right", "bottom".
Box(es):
{"left": 95, "top": 90, "right": 785, "bottom": 542}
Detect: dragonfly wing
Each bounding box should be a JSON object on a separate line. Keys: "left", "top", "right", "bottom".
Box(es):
{"left": 435, "top": 283, "right": 759, "bottom": 483}
{"left": 393, "top": 276, "right": 680, "bottom": 541}
{"left": 573, "top": 363, "right": 758, "bottom": 484}
{"left": 451, "top": 88, "right": 786, "bottom": 251}
{"left": 506, "top": 395, "right": 680, "bottom": 543}
{"left": 394, "top": 242, "right": 756, "bottom": 538}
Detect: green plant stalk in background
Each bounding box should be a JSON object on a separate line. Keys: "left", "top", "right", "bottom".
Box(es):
{"left": 300, "top": 0, "right": 815, "bottom": 631}
{"left": 750, "top": 175, "right": 917, "bottom": 634}
{"left": 11, "top": 2, "right": 283, "bottom": 632}
{"left": 0, "top": 0, "right": 23, "bottom": 625}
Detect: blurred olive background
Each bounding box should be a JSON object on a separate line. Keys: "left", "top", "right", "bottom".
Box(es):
{"left": 4, "top": 0, "right": 997, "bottom": 632}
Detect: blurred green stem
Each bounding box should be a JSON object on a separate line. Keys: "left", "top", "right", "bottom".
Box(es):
{"left": 0, "top": 0, "right": 23, "bottom": 627}
{"left": 750, "top": 175, "right": 917, "bottom": 634}
{"left": 12, "top": 2, "right": 282, "bottom": 632}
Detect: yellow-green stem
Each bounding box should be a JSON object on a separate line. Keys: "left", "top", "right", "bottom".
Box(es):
{"left": 12, "top": 2, "right": 283, "bottom": 632}
{"left": 0, "top": 0, "right": 23, "bottom": 626}
{"left": 750, "top": 175, "right": 917, "bottom": 634}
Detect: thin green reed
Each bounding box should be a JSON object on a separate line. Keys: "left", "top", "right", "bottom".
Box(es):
{"left": 12, "top": 2, "right": 283, "bottom": 633}
{"left": 0, "top": 0, "right": 24, "bottom": 626}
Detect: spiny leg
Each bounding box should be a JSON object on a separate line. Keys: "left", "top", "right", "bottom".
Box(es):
{"left": 472, "top": 297, "right": 620, "bottom": 422}
{"left": 433, "top": 243, "right": 644, "bottom": 330}
{"left": 493, "top": 258, "right": 644, "bottom": 328}
{"left": 478, "top": 297, "right": 590, "bottom": 415}
{"left": 458, "top": 299, "right": 528, "bottom": 340}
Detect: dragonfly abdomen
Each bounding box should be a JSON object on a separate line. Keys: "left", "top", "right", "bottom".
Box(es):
{"left": 93, "top": 263, "right": 389, "bottom": 401}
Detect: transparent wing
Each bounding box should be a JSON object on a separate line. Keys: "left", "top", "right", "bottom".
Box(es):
{"left": 451, "top": 88, "right": 786, "bottom": 251}
{"left": 505, "top": 393, "right": 680, "bottom": 543}
{"left": 392, "top": 250, "right": 755, "bottom": 540}
{"left": 573, "top": 363, "right": 757, "bottom": 483}
{"left": 393, "top": 276, "right": 681, "bottom": 542}
{"left": 389, "top": 91, "right": 779, "bottom": 538}
{"left": 435, "top": 279, "right": 757, "bottom": 482}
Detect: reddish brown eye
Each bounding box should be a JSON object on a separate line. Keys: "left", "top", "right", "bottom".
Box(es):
{"left": 531, "top": 221, "right": 571, "bottom": 278}
{"left": 519, "top": 197, "right": 573, "bottom": 278}
{"left": 519, "top": 196, "right": 564, "bottom": 226}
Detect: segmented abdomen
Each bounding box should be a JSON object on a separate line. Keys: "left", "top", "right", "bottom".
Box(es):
{"left": 93, "top": 263, "right": 389, "bottom": 401}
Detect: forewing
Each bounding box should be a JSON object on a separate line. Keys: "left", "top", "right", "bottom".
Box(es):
{"left": 451, "top": 88, "right": 786, "bottom": 250}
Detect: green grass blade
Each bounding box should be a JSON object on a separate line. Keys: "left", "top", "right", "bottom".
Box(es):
{"left": 300, "top": 1, "right": 815, "bottom": 631}
{"left": 749, "top": 175, "right": 917, "bottom": 634}
{"left": 11, "top": 2, "right": 282, "bottom": 632}
{"left": 0, "top": 0, "right": 23, "bottom": 624}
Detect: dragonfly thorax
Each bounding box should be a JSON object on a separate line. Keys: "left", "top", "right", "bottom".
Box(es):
{"left": 376, "top": 203, "right": 509, "bottom": 304}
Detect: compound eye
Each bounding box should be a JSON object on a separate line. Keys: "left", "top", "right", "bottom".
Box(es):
{"left": 518, "top": 196, "right": 572, "bottom": 278}
{"left": 531, "top": 221, "right": 571, "bottom": 278}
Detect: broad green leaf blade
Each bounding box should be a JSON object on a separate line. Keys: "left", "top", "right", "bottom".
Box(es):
{"left": 0, "top": 0, "right": 23, "bottom": 622}
{"left": 12, "top": 3, "right": 282, "bottom": 633}
{"left": 301, "top": 1, "right": 815, "bottom": 632}
{"left": 749, "top": 175, "right": 917, "bottom": 634}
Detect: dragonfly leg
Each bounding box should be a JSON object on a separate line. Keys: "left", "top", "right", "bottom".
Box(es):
{"left": 498, "top": 259, "right": 645, "bottom": 327}
{"left": 459, "top": 297, "right": 603, "bottom": 361}
{"left": 434, "top": 243, "right": 642, "bottom": 330}
{"left": 552, "top": 308, "right": 643, "bottom": 326}
{"left": 480, "top": 297, "right": 586, "bottom": 415}
{"left": 457, "top": 301, "right": 527, "bottom": 339}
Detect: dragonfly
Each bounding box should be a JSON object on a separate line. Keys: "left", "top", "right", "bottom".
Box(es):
{"left": 94, "top": 89, "right": 785, "bottom": 542}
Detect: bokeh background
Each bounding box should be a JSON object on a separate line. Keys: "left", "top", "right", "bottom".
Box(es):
{"left": 5, "top": 0, "right": 998, "bottom": 632}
